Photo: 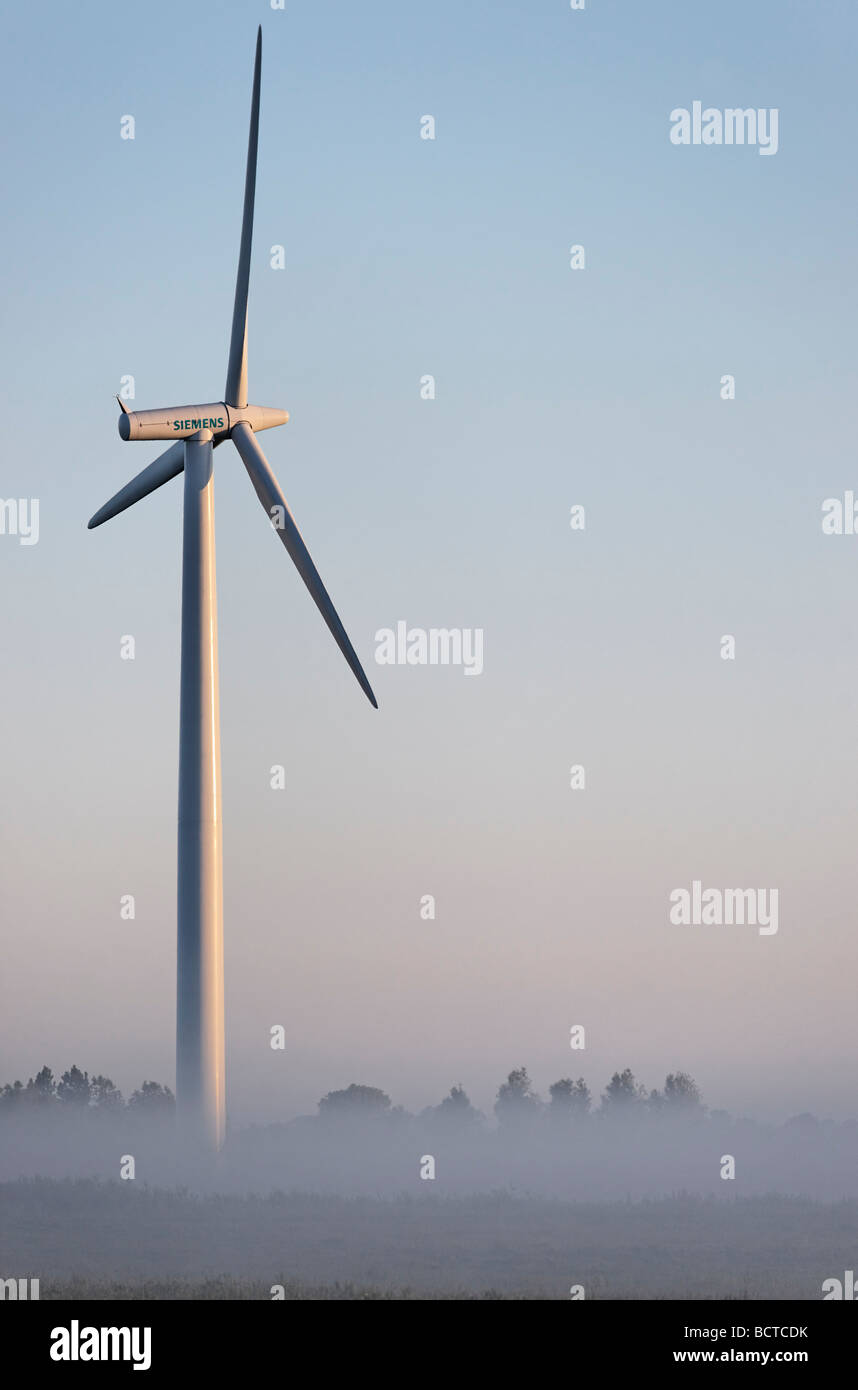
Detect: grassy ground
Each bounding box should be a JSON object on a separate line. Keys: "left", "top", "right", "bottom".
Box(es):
{"left": 3, "top": 1179, "right": 855, "bottom": 1299}
{"left": 36, "top": 1278, "right": 551, "bottom": 1300}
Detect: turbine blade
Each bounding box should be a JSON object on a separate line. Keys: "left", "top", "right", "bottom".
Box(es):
{"left": 231, "top": 422, "right": 378, "bottom": 708}
{"left": 87, "top": 442, "right": 185, "bottom": 528}
{"left": 224, "top": 26, "right": 262, "bottom": 410}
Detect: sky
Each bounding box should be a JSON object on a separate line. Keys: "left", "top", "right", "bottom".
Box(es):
{"left": 1, "top": 0, "right": 858, "bottom": 1125}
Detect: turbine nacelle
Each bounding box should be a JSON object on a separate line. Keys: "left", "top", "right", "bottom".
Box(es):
{"left": 117, "top": 401, "right": 289, "bottom": 442}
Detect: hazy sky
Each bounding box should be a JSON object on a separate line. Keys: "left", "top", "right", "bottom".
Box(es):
{"left": 2, "top": 0, "right": 858, "bottom": 1124}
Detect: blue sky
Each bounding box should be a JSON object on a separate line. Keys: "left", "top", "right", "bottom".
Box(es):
{"left": 2, "top": 0, "right": 858, "bottom": 1123}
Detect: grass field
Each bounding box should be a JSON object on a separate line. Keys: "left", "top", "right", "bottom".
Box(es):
{"left": 3, "top": 1178, "right": 855, "bottom": 1299}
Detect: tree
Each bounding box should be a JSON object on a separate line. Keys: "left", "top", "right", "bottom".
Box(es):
{"left": 601, "top": 1068, "right": 646, "bottom": 1113}
{"left": 318, "top": 1084, "right": 391, "bottom": 1119}
{"left": 549, "top": 1077, "right": 591, "bottom": 1119}
{"left": 25, "top": 1066, "right": 56, "bottom": 1105}
{"left": 0, "top": 1081, "right": 24, "bottom": 1110}
{"left": 494, "top": 1067, "right": 541, "bottom": 1127}
{"left": 90, "top": 1075, "right": 124, "bottom": 1110}
{"left": 57, "top": 1066, "right": 91, "bottom": 1106}
{"left": 128, "top": 1081, "right": 175, "bottom": 1115}
{"left": 784, "top": 1112, "right": 819, "bottom": 1137}
{"left": 426, "top": 1084, "right": 483, "bottom": 1129}
{"left": 663, "top": 1072, "right": 702, "bottom": 1112}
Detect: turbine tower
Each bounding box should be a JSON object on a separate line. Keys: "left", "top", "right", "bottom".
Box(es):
{"left": 88, "top": 28, "right": 377, "bottom": 1150}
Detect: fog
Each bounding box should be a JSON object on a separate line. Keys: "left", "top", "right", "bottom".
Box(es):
{"left": 3, "top": 1105, "right": 858, "bottom": 1202}
{"left": 3, "top": 1102, "right": 856, "bottom": 1298}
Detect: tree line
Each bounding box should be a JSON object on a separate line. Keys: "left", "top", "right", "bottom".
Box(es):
{"left": 2, "top": 1066, "right": 842, "bottom": 1137}
{"left": 0, "top": 1064, "right": 701, "bottom": 1124}
{"left": 0, "top": 1066, "right": 173, "bottom": 1114}
{"left": 319, "top": 1067, "right": 704, "bottom": 1126}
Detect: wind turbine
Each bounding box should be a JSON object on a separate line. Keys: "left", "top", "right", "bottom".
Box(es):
{"left": 88, "top": 27, "right": 378, "bottom": 1150}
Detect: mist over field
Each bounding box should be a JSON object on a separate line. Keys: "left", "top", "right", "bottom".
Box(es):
{"left": 3, "top": 1069, "right": 857, "bottom": 1299}
{"left": 3, "top": 1097, "right": 858, "bottom": 1202}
